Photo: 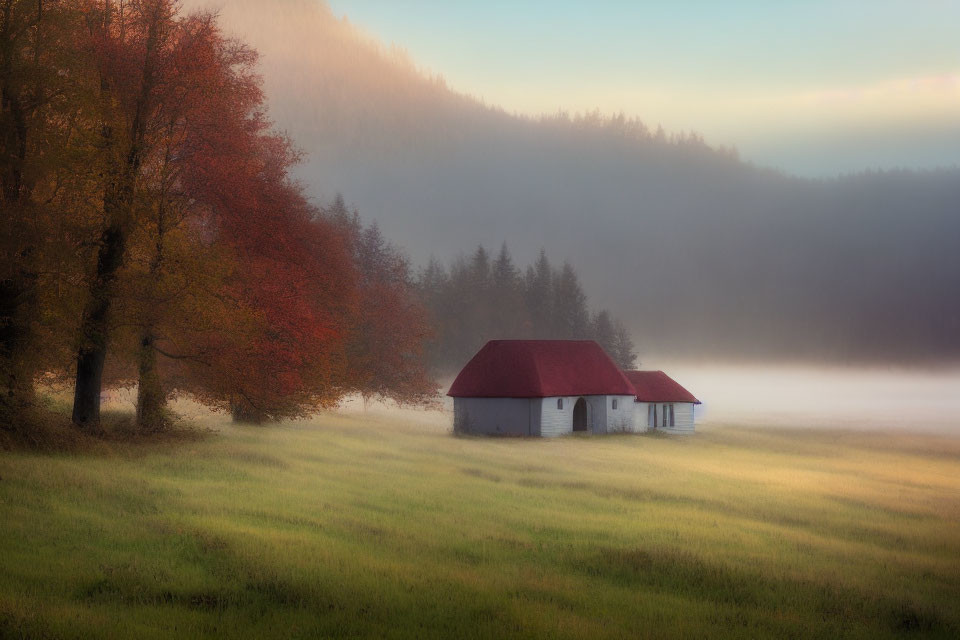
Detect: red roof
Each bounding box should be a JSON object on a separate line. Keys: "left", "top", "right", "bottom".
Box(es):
{"left": 623, "top": 370, "right": 700, "bottom": 404}
{"left": 448, "top": 340, "right": 635, "bottom": 398}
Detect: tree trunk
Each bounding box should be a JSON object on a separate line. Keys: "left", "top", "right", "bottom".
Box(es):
{"left": 231, "top": 401, "right": 267, "bottom": 425}
{"left": 0, "top": 271, "right": 37, "bottom": 424}
{"left": 71, "top": 220, "right": 126, "bottom": 428}
{"left": 135, "top": 195, "right": 167, "bottom": 432}
{"left": 135, "top": 330, "right": 167, "bottom": 432}
{"left": 0, "top": 0, "right": 39, "bottom": 425}
{"left": 72, "top": 2, "right": 163, "bottom": 429}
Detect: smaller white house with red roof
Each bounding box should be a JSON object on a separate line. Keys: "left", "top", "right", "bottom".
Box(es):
{"left": 448, "top": 340, "right": 700, "bottom": 437}
{"left": 623, "top": 370, "right": 701, "bottom": 434}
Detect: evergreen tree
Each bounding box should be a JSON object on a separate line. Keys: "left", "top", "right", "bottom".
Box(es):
{"left": 523, "top": 249, "right": 553, "bottom": 337}
{"left": 491, "top": 243, "right": 524, "bottom": 337}
{"left": 551, "top": 262, "right": 590, "bottom": 339}
{"left": 492, "top": 243, "right": 519, "bottom": 292}
{"left": 445, "top": 255, "right": 478, "bottom": 368}
{"left": 591, "top": 310, "right": 617, "bottom": 357}
{"left": 611, "top": 320, "right": 638, "bottom": 370}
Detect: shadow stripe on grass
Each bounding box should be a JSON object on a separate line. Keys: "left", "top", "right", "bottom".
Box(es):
{"left": 577, "top": 546, "right": 954, "bottom": 637}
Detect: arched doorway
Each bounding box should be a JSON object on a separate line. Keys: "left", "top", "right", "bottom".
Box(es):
{"left": 573, "top": 397, "right": 588, "bottom": 432}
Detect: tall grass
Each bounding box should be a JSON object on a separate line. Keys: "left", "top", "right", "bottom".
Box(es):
{"left": 1, "top": 410, "right": 959, "bottom": 638}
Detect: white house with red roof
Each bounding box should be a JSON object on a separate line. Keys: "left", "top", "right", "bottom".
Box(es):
{"left": 447, "top": 340, "right": 700, "bottom": 437}
{"left": 448, "top": 340, "right": 637, "bottom": 436}
{"left": 623, "top": 370, "right": 701, "bottom": 434}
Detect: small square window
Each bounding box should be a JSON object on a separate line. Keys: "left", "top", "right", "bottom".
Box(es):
{"left": 557, "top": 398, "right": 563, "bottom": 410}
{"left": 612, "top": 399, "right": 618, "bottom": 410}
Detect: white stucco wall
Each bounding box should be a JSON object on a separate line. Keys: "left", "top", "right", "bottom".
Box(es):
{"left": 539, "top": 395, "right": 637, "bottom": 436}
{"left": 452, "top": 397, "right": 538, "bottom": 435}
{"left": 605, "top": 395, "right": 637, "bottom": 433}
{"left": 637, "top": 401, "right": 696, "bottom": 433}
{"left": 540, "top": 396, "right": 576, "bottom": 437}
{"left": 633, "top": 402, "right": 651, "bottom": 432}
{"left": 663, "top": 403, "right": 696, "bottom": 433}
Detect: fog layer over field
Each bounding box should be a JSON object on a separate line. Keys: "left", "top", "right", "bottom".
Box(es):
{"left": 191, "top": 0, "right": 960, "bottom": 365}
{"left": 639, "top": 363, "right": 960, "bottom": 434}
{"left": 97, "top": 364, "right": 957, "bottom": 435}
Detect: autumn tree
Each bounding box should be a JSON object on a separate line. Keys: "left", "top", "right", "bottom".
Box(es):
{"left": 116, "top": 8, "right": 277, "bottom": 430}
{"left": 175, "top": 132, "right": 358, "bottom": 424}
{"left": 71, "top": 0, "right": 177, "bottom": 428}
{"left": 1, "top": 0, "right": 89, "bottom": 425}
{"left": 1, "top": 0, "right": 46, "bottom": 422}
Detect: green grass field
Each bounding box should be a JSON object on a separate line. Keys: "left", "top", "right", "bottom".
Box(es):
{"left": 2, "top": 408, "right": 960, "bottom": 639}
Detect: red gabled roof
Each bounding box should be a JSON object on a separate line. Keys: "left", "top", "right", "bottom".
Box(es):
{"left": 623, "top": 370, "right": 700, "bottom": 404}
{"left": 448, "top": 340, "right": 635, "bottom": 398}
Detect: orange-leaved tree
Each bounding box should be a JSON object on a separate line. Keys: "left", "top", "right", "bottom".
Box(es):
{"left": 175, "top": 106, "right": 358, "bottom": 424}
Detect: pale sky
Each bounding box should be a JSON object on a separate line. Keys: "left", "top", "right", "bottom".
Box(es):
{"left": 327, "top": 0, "right": 960, "bottom": 175}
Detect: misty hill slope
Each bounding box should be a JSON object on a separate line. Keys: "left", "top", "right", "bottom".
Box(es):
{"left": 197, "top": 0, "right": 960, "bottom": 362}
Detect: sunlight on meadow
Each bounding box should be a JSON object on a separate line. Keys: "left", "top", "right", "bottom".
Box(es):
{"left": 2, "top": 409, "right": 960, "bottom": 638}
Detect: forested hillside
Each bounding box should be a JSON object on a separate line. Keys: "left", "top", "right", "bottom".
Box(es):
{"left": 198, "top": 0, "right": 960, "bottom": 364}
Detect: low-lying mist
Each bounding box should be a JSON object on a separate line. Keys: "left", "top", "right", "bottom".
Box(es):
{"left": 648, "top": 362, "right": 960, "bottom": 434}
{"left": 102, "top": 366, "right": 959, "bottom": 435}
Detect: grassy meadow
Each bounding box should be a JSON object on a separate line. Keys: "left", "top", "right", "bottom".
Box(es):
{"left": 2, "top": 407, "right": 960, "bottom": 639}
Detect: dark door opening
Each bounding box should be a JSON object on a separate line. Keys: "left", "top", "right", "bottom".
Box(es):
{"left": 573, "top": 397, "right": 588, "bottom": 432}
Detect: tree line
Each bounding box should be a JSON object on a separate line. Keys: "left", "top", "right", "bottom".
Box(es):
{"left": 415, "top": 245, "right": 637, "bottom": 374}
{"left": 0, "top": 0, "right": 433, "bottom": 434}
